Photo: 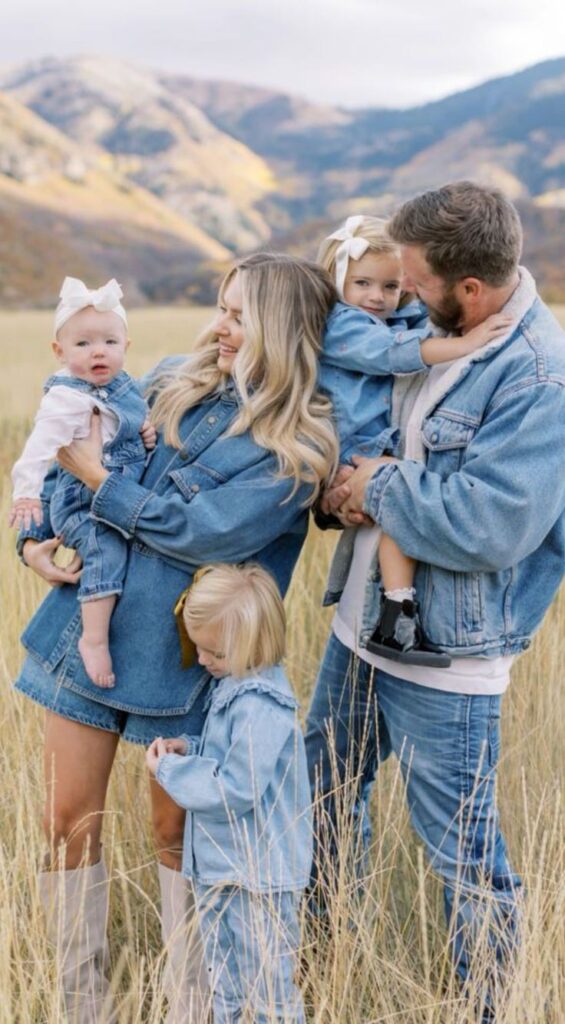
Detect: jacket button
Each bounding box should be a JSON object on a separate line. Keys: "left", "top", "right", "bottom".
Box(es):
{"left": 431, "top": 433, "right": 439, "bottom": 443}
{"left": 179, "top": 451, "right": 189, "bottom": 461}
{"left": 522, "top": 639, "right": 531, "bottom": 649}
{"left": 207, "top": 415, "right": 217, "bottom": 424}
{"left": 191, "top": 483, "right": 200, "bottom": 493}
{"left": 97, "top": 389, "right": 108, "bottom": 399}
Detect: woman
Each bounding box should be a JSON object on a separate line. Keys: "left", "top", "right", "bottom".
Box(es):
{"left": 16, "top": 252, "right": 339, "bottom": 1023}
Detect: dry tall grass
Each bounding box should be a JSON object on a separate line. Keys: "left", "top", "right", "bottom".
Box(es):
{"left": 0, "top": 308, "right": 563, "bottom": 1022}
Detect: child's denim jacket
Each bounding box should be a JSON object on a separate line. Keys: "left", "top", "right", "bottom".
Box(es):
{"left": 319, "top": 300, "right": 430, "bottom": 462}
{"left": 48, "top": 370, "right": 148, "bottom": 538}
{"left": 156, "top": 664, "right": 313, "bottom": 893}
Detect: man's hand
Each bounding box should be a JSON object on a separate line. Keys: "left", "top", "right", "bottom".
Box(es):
{"left": 320, "top": 464, "right": 355, "bottom": 517}
{"left": 337, "top": 455, "right": 399, "bottom": 525}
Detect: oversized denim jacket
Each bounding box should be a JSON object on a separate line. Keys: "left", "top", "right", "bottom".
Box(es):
{"left": 156, "top": 664, "right": 312, "bottom": 892}
{"left": 18, "top": 373, "right": 313, "bottom": 716}
{"left": 325, "top": 270, "right": 565, "bottom": 658}
{"left": 318, "top": 300, "right": 430, "bottom": 462}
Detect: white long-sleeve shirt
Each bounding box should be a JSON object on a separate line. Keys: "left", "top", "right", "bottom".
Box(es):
{"left": 12, "top": 375, "right": 119, "bottom": 500}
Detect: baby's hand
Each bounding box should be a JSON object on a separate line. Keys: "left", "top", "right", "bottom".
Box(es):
{"left": 9, "top": 498, "right": 43, "bottom": 530}
{"left": 164, "top": 737, "right": 188, "bottom": 755}
{"left": 461, "top": 314, "right": 514, "bottom": 353}
{"left": 140, "top": 419, "right": 157, "bottom": 450}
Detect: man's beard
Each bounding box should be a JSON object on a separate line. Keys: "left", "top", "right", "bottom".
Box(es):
{"left": 427, "top": 287, "right": 464, "bottom": 333}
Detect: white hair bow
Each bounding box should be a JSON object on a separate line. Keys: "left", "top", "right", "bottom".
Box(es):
{"left": 54, "top": 277, "right": 127, "bottom": 334}
{"left": 326, "top": 216, "right": 371, "bottom": 298}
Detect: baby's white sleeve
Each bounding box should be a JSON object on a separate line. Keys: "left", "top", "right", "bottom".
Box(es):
{"left": 11, "top": 387, "right": 94, "bottom": 500}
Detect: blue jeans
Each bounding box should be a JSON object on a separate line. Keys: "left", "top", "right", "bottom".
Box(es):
{"left": 305, "top": 632, "right": 521, "bottom": 991}
{"left": 195, "top": 884, "right": 304, "bottom": 1023}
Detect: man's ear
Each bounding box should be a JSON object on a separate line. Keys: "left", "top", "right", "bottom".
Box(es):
{"left": 456, "top": 277, "right": 483, "bottom": 300}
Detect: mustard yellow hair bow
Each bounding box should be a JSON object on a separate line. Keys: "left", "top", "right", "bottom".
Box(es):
{"left": 174, "top": 567, "right": 213, "bottom": 669}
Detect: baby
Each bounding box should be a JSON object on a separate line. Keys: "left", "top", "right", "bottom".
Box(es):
{"left": 10, "top": 277, "right": 156, "bottom": 688}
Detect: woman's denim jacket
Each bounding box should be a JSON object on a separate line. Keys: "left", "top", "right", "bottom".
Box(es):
{"left": 325, "top": 270, "right": 565, "bottom": 658}
{"left": 18, "top": 371, "right": 313, "bottom": 716}
{"left": 318, "top": 299, "right": 430, "bottom": 462}
{"left": 156, "top": 664, "right": 312, "bottom": 893}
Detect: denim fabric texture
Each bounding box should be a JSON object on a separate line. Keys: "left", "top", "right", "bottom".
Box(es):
{"left": 155, "top": 665, "right": 313, "bottom": 893}
{"left": 16, "top": 370, "right": 311, "bottom": 717}
{"left": 305, "top": 633, "right": 521, "bottom": 987}
{"left": 47, "top": 370, "right": 148, "bottom": 601}
{"left": 319, "top": 299, "right": 430, "bottom": 464}
{"left": 195, "top": 884, "right": 304, "bottom": 1024}
{"left": 324, "top": 281, "right": 565, "bottom": 656}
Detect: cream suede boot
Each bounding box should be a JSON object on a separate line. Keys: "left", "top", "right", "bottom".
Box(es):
{"left": 158, "top": 863, "right": 210, "bottom": 1023}
{"left": 38, "top": 860, "right": 114, "bottom": 1023}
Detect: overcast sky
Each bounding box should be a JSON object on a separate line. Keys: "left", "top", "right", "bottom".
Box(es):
{"left": 3, "top": 0, "right": 565, "bottom": 108}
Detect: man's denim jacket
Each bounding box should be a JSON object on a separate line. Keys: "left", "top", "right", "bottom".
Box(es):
{"left": 325, "top": 269, "right": 565, "bottom": 658}
{"left": 319, "top": 299, "right": 430, "bottom": 462}
{"left": 156, "top": 665, "right": 312, "bottom": 893}
{"left": 18, "top": 373, "right": 313, "bottom": 716}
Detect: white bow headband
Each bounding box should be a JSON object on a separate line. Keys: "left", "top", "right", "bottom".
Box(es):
{"left": 325, "top": 215, "right": 371, "bottom": 298}
{"left": 54, "top": 277, "right": 127, "bottom": 334}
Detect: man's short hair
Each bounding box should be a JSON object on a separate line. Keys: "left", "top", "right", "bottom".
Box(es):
{"left": 388, "top": 181, "right": 523, "bottom": 286}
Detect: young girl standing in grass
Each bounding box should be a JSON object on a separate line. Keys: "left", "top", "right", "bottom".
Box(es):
{"left": 146, "top": 563, "right": 311, "bottom": 1024}
{"left": 318, "top": 215, "right": 512, "bottom": 664}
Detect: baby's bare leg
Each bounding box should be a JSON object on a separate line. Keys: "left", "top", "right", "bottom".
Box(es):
{"left": 379, "top": 533, "right": 416, "bottom": 595}
{"left": 78, "top": 596, "right": 117, "bottom": 688}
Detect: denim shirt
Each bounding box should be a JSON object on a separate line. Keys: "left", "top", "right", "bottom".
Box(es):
{"left": 319, "top": 300, "right": 430, "bottom": 463}
{"left": 156, "top": 664, "right": 312, "bottom": 892}
{"left": 19, "top": 373, "right": 313, "bottom": 716}
{"left": 325, "top": 271, "right": 565, "bottom": 657}
{"left": 47, "top": 370, "right": 149, "bottom": 535}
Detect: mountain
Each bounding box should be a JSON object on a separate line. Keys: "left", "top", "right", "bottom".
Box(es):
{"left": 0, "top": 87, "right": 231, "bottom": 307}
{"left": 1, "top": 55, "right": 565, "bottom": 304}
{"left": 1, "top": 56, "right": 277, "bottom": 252}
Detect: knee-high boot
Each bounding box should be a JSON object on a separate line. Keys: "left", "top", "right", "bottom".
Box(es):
{"left": 38, "top": 859, "right": 114, "bottom": 1023}
{"left": 158, "top": 863, "right": 210, "bottom": 1022}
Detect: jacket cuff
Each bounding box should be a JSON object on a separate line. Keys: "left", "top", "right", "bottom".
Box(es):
{"left": 363, "top": 463, "right": 398, "bottom": 521}
{"left": 16, "top": 517, "right": 54, "bottom": 563}
{"left": 90, "top": 472, "right": 151, "bottom": 538}
{"left": 388, "top": 335, "right": 427, "bottom": 375}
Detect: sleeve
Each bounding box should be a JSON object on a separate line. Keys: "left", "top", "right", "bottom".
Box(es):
{"left": 322, "top": 305, "right": 428, "bottom": 376}
{"left": 11, "top": 388, "right": 94, "bottom": 499}
{"left": 155, "top": 694, "right": 294, "bottom": 819}
{"left": 90, "top": 455, "right": 311, "bottom": 567}
{"left": 364, "top": 382, "right": 565, "bottom": 572}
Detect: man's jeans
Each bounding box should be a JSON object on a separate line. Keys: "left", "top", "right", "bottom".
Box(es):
{"left": 305, "top": 632, "right": 521, "bottom": 988}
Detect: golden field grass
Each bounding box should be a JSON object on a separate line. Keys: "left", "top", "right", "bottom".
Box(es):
{"left": 0, "top": 306, "right": 564, "bottom": 1022}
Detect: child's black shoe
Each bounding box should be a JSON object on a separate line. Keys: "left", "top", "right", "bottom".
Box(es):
{"left": 365, "top": 595, "right": 451, "bottom": 668}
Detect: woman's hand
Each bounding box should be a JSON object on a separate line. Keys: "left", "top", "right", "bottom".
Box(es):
{"left": 22, "top": 537, "right": 82, "bottom": 586}
{"left": 57, "top": 410, "right": 109, "bottom": 491}
{"left": 140, "top": 418, "right": 157, "bottom": 450}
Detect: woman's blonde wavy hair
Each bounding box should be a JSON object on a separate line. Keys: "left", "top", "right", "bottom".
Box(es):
{"left": 149, "top": 252, "right": 339, "bottom": 504}
{"left": 318, "top": 215, "right": 414, "bottom": 309}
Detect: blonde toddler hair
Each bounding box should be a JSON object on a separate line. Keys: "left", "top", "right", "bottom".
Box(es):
{"left": 149, "top": 252, "right": 339, "bottom": 504}
{"left": 318, "top": 215, "right": 412, "bottom": 308}
{"left": 183, "top": 563, "right": 286, "bottom": 678}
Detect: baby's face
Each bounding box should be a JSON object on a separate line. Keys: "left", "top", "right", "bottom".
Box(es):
{"left": 52, "top": 307, "right": 129, "bottom": 386}
{"left": 343, "top": 251, "right": 402, "bottom": 318}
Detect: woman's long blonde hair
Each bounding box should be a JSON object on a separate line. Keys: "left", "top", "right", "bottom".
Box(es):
{"left": 150, "top": 252, "right": 339, "bottom": 503}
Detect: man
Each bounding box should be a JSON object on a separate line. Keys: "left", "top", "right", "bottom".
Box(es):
{"left": 305, "top": 181, "right": 565, "bottom": 1017}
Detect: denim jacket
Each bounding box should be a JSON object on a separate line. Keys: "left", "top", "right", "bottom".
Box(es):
{"left": 48, "top": 370, "right": 148, "bottom": 538}
{"left": 156, "top": 664, "right": 312, "bottom": 892}
{"left": 319, "top": 300, "right": 430, "bottom": 463}
{"left": 19, "top": 372, "right": 313, "bottom": 716}
{"left": 325, "top": 270, "right": 565, "bottom": 657}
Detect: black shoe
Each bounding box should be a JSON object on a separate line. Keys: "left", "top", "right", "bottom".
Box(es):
{"left": 365, "top": 595, "right": 451, "bottom": 668}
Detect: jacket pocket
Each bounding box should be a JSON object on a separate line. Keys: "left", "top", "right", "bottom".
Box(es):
{"left": 168, "top": 461, "right": 227, "bottom": 502}
{"left": 422, "top": 413, "right": 478, "bottom": 476}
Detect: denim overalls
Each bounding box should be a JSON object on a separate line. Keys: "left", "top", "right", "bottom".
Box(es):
{"left": 47, "top": 370, "right": 148, "bottom": 602}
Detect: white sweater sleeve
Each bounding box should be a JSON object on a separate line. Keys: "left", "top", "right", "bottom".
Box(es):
{"left": 11, "top": 387, "right": 95, "bottom": 500}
